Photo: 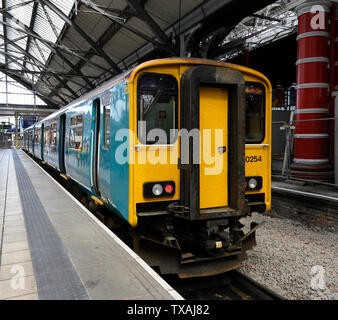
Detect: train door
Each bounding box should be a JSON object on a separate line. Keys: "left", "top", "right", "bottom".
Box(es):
{"left": 97, "top": 96, "right": 111, "bottom": 201}
{"left": 59, "top": 114, "right": 66, "bottom": 173}
{"left": 180, "top": 65, "right": 245, "bottom": 220}
{"left": 32, "top": 127, "right": 35, "bottom": 154}
{"left": 199, "top": 86, "right": 228, "bottom": 209}
{"left": 91, "top": 99, "right": 101, "bottom": 196}
{"left": 41, "top": 123, "right": 44, "bottom": 161}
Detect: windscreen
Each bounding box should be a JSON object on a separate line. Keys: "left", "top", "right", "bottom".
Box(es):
{"left": 245, "top": 82, "right": 265, "bottom": 143}
{"left": 137, "top": 73, "right": 178, "bottom": 144}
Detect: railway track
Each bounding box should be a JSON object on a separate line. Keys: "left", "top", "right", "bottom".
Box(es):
{"left": 164, "top": 270, "right": 285, "bottom": 300}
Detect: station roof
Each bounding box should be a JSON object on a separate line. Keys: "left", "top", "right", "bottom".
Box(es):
{"left": 0, "top": 0, "right": 278, "bottom": 109}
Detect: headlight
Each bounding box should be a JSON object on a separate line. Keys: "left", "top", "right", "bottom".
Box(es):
{"left": 152, "top": 184, "right": 163, "bottom": 196}
{"left": 245, "top": 176, "right": 262, "bottom": 191}
{"left": 248, "top": 178, "right": 258, "bottom": 189}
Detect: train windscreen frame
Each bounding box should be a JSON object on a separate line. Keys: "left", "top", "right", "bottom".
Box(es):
{"left": 245, "top": 82, "right": 266, "bottom": 144}
{"left": 137, "top": 72, "right": 178, "bottom": 145}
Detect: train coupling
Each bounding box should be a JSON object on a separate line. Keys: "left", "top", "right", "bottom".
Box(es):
{"left": 240, "top": 221, "right": 264, "bottom": 251}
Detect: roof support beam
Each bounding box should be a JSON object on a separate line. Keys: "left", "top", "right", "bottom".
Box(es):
{"left": 0, "top": 63, "right": 60, "bottom": 107}
{"left": 0, "top": 55, "right": 68, "bottom": 104}
{"left": 1, "top": 13, "right": 110, "bottom": 74}
{"left": 37, "top": 0, "right": 121, "bottom": 74}
{"left": 0, "top": 104, "right": 57, "bottom": 111}
{"left": 0, "top": 0, "right": 34, "bottom": 14}
{"left": 124, "top": 0, "right": 172, "bottom": 46}
{"left": 82, "top": 0, "right": 176, "bottom": 55}
{"left": 50, "top": 0, "right": 147, "bottom": 97}
{"left": 0, "top": 34, "right": 78, "bottom": 100}
{"left": 0, "top": 67, "right": 97, "bottom": 79}
{"left": 2, "top": 0, "right": 8, "bottom": 69}
{"left": 23, "top": 1, "right": 38, "bottom": 71}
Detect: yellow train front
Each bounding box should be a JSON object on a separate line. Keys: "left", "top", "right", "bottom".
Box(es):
{"left": 127, "top": 58, "right": 271, "bottom": 278}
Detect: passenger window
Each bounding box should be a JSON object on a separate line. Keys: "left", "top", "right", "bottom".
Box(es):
{"left": 69, "top": 115, "right": 83, "bottom": 150}
{"left": 104, "top": 106, "right": 110, "bottom": 148}
{"left": 137, "top": 73, "right": 178, "bottom": 144}
{"left": 245, "top": 83, "right": 265, "bottom": 143}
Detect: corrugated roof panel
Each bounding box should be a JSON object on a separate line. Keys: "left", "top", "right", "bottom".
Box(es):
{"left": 34, "top": 4, "right": 58, "bottom": 44}
{"left": 104, "top": 26, "right": 147, "bottom": 60}
{"left": 126, "top": 16, "right": 154, "bottom": 38}
{"left": 67, "top": 81, "right": 83, "bottom": 93}
{"left": 37, "top": 40, "right": 52, "bottom": 62}
{"left": 28, "top": 42, "right": 47, "bottom": 66}
{"left": 49, "top": 56, "right": 73, "bottom": 73}
{"left": 74, "top": 11, "right": 112, "bottom": 41}
{"left": 89, "top": 54, "right": 115, "bottom": 69}
{"left": 80, "top": 61, "right": 106, "bottom": 78}
{"left": 57, "top": 51, "right": 82, "bottom": 68}
{"left": 7, "top": 44, "right": 23, "bottom": 59}
{"left": 146, "top": 0, "right": 205, "bottom": 28}
{"left": 62, "top": 29, "right": 92, "bottom": 53}
{"left": 50, "top": 0, "right": 75, "bottom": 16}
{"left": 102, "top": 0, "right": 127, "bottom": 11}
{"left": 7, "top": 0, "right": 34, "bottom": 27}
{"left": 6, "top": 25, "right": 28, "bottom": 52}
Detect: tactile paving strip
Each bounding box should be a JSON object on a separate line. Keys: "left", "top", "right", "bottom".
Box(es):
{"left": 12, "top": 150, "right": 89, "bottom": 300}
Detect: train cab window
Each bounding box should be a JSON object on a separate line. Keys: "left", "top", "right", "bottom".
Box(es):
{"left": 137, "top": 73, "right": 178, "bottom": 144}
{"left": 104, "top": 106, "right": 110, "bottom": 148}
{"left": 245, "top": 83, "right": 265, "bottom": 143}
{"left": 69, "top": 115, "right": 83, "bottom": 150}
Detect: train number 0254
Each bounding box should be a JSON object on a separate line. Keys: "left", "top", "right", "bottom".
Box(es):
{"left": 245, "top": 155, "right": 262, "bottom": 163}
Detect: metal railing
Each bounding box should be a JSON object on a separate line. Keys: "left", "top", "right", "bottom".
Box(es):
{"left": 272, "top": 113, "right": 337, "bottom": 186}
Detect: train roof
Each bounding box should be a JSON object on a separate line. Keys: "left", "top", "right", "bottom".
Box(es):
{"left": 23, "top": 69, "right": 132, "bottom": 132}
{"left": 24, "top": 58, "right": 271, "bottom": 132}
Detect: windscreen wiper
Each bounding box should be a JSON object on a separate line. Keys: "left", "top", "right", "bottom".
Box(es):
{"left": 143, "top": 89, "right": 163, "bottom": 117}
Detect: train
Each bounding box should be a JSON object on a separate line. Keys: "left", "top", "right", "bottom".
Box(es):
{"left": 23, "top": 58, "right": 271, "bottom": 278}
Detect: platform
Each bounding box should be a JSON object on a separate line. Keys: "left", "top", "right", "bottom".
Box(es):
{"left": 271, "top": 179, "right": 338, "bottom": 230}
{"left": 272, "top": 179, "right": 338, "bottom": 203}
{"left": 0, "top": 148, "right": 182, "bottom": 300}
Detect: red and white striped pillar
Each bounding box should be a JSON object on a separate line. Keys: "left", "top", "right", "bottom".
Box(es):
{"left": 291, "top": 0, "right": 334, "bottom": 181}
{"left": 334, "top": 5, "right": 338, "bottom": 183}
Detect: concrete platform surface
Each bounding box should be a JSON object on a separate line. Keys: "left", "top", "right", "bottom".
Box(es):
{"left": 0, "top": 149, "right": 182, "bottom": 300}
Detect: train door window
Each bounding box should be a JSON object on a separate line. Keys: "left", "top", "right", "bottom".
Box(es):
{"left": 245, "top": 82, "right": 265, "bottom": 143}
{"left": 44, "top": 126, "right": 51, "bottom": 146}
{"left": 69, "top": 114, "right": 83, "bottom": 150}
{"left": 104, "top": 106, "right": 110, "bottom": 148}
{"left": 35, "top": 128, "right": 41, "bottom": 147}
{"left": 137, "top": 73, "right": 178, "bottom": 144}
{"left": 51, "top": 122, "right": 57, "bottom": 147}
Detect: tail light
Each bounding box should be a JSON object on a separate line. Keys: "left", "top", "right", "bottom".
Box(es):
{"left": 143, "top": 181, "right": 175, "bottom": 198}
